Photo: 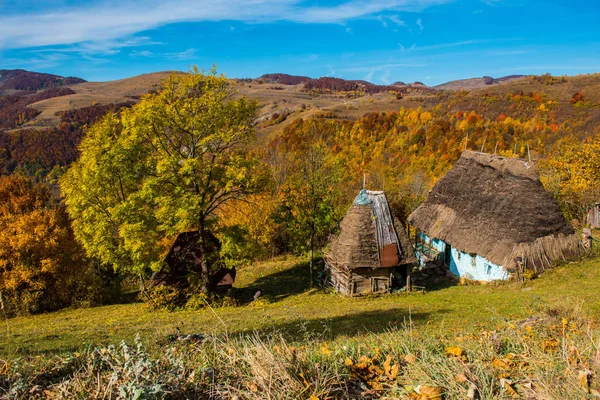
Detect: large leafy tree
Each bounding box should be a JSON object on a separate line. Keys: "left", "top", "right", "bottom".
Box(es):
{"left": 61, "top": 68, "right": 260, "bottom": 293}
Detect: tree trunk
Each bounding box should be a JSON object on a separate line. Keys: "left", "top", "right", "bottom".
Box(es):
{"left": 199, "top": 220, "right": 212, "bottom": 295}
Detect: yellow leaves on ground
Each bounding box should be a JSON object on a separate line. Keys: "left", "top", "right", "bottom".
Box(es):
{"left": 445, "top": 346, "right": 463, "bottom": 358}
{"left": 542, "top": 338, "right": 559, "bottom": 353}
{"left": 408, "top": 385, "right": 444, "bottom": 400}
{"left": 343, "top": 350, "right": 400, "bottom": 392}
{"left": 404, "top": 353, "right": 418, "bottom": 364}
{"left": 500, "top": 378, "right": 520, "bottom": 398}
{"left": 320, "top": 345, "right": 332, "bottom": 356}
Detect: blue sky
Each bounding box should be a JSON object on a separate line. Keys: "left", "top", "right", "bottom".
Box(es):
{"left": 0, "top": 0, "right": 599, "bottom": 85}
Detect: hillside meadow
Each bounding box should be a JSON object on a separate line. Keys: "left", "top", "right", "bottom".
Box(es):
{"left": 4, "top": 253, "right": 600, "bottom": 398}
{"left": 2, "top": 70, "right": 600, "bottom": 398}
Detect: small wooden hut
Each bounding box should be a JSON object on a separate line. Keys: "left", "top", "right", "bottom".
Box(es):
{"left": 324, "top": 190, "right": 416, "bottom": 296}
{"left": 409, "top": 151, "right": 582, "bottom": 281}
{"left": 151, "top": 231, "right": 235, "bottom": 292}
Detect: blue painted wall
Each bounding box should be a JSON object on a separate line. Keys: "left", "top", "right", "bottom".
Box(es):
{"left": 416, "top": 233, "right": 508, "bottom": 281}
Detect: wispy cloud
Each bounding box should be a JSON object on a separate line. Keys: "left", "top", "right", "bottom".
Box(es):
{"left": 33, "top": 37, "right": 162, "bottom": 57}
{"left": 398, "top": 38, "right": 522, "bottom": 53}
{"left": 130, "top": 50, "right": 155, "bottom": 57}
{"left": 165, "top": 48, "right": 197, "bottom": 61}
{"left": 377, "top": 14, "right": 407, "bottom": 29}
{"left": 0, "top": 0, "right": 452, "bottom": 50}
{"left": 0, "top": 52, "right": 70, "bottom": 69}
{"left": 416, "top": 18, "right": 424, "bottom": 30}
{"left": 486, "top": 49, "right": 529, "bottom": 56}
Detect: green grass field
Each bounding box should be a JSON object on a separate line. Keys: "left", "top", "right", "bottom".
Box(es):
{"left": 5, "top": 254, "right": 600, "bottom": 357}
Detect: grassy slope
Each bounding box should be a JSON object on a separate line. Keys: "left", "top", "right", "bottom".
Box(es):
{"left": 4, "top": 254, "right": 600, "bottom": 357}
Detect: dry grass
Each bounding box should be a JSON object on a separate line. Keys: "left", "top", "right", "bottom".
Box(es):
{"left": 2, "top": 254, "right": 600, "bottom": 397}
{"left": 4, "top": 308, "right": 600, "bottom": 399}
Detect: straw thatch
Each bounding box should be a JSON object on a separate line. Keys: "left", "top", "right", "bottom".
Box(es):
{"left": 326, "top": 190, "right": 415, "bottom": 271}
{"left": 409, "top": 151, "right": 581, "bottom": 275}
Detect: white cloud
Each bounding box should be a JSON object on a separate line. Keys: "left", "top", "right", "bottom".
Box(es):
{"left": 33, "top": 36, "right": 162, "bottom": 56}
{"left": 485, "top": 49, "right": 529, "bottom": 56}
{"left": 377, "top": 14, "right": 407, "bottom": 29}
{"left": 388, "top": 15, "right": 407, "bottom": 27}
{"left": 131, "top": 50, "right": 155, "bottom": 57}
{"left": 0, "top": 0, "right": 452, "bottom": 50}
{"left": 416, "top": 18, "right": 424, "bottom": 30}
{"left": 165, "top": 48, "right": 197, "bottom": 61}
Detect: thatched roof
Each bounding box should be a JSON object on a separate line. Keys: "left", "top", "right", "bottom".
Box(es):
{"left": 409, "top": 151, "right": 580, "bottom": 271}
{"left": 326, "top": 190, "right": 416, "bottom": 270}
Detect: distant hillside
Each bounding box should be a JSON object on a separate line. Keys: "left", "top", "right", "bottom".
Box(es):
{"left": 258, "top": 73, "right": 312, "bottom": 85}
{"left": 436, "top": 75, "right": 526, "bottom": 90}
{"left": 22, "top": 71, "right": 178, "bottom": 128}
{"left": 0, "top": 69, "right": 86, "bottom": 92}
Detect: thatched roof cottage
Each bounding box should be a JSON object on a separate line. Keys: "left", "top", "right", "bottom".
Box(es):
{"left": 324, "top": 190, "right": 416, "bottom": 295}
{"left": 409, "top": 151, "right": 581, "bottom": 281}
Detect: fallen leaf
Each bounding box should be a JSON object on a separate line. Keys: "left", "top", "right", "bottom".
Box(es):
{"left": 542, "top": 339, "right": 559, "bottom": 353}
{"left": 344, "top": 357, "right": 354, "bottom": 366}
{"left": 493, "top": 358, "right": 512, "bottom": 370}
{"left": 467, "top": 384, "right": 478, "bottom": 400}
{"left": 383, "top": 354, "right": 392, "bottom": 375}
{"left": 455, "top": 373, "right": 468, "bottom": 383}
{"left": 500, "top": 378, "right": 519, "bottom": 398}
{"left": 416, "top": 385, "right": 444, "bottom": 399}
{"left": 446, "top": 346, "right": 463, "bottom": 358}
{"left": 246, "top": 382, "right": 258, "bottom": 392}
{"left": 390, "top": 363, "right": 399, "bottom": 380}
{"left": 404, "top": 353, "right": 417, "bottom": 363}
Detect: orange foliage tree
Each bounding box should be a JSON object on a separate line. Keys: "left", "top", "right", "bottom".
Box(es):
{"left": 0, "top": 175, "right": 116, "bottom": 316}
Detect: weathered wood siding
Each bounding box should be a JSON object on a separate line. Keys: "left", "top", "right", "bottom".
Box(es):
{"left": 326, "top": 262, "right": 392, "bottom": 295}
